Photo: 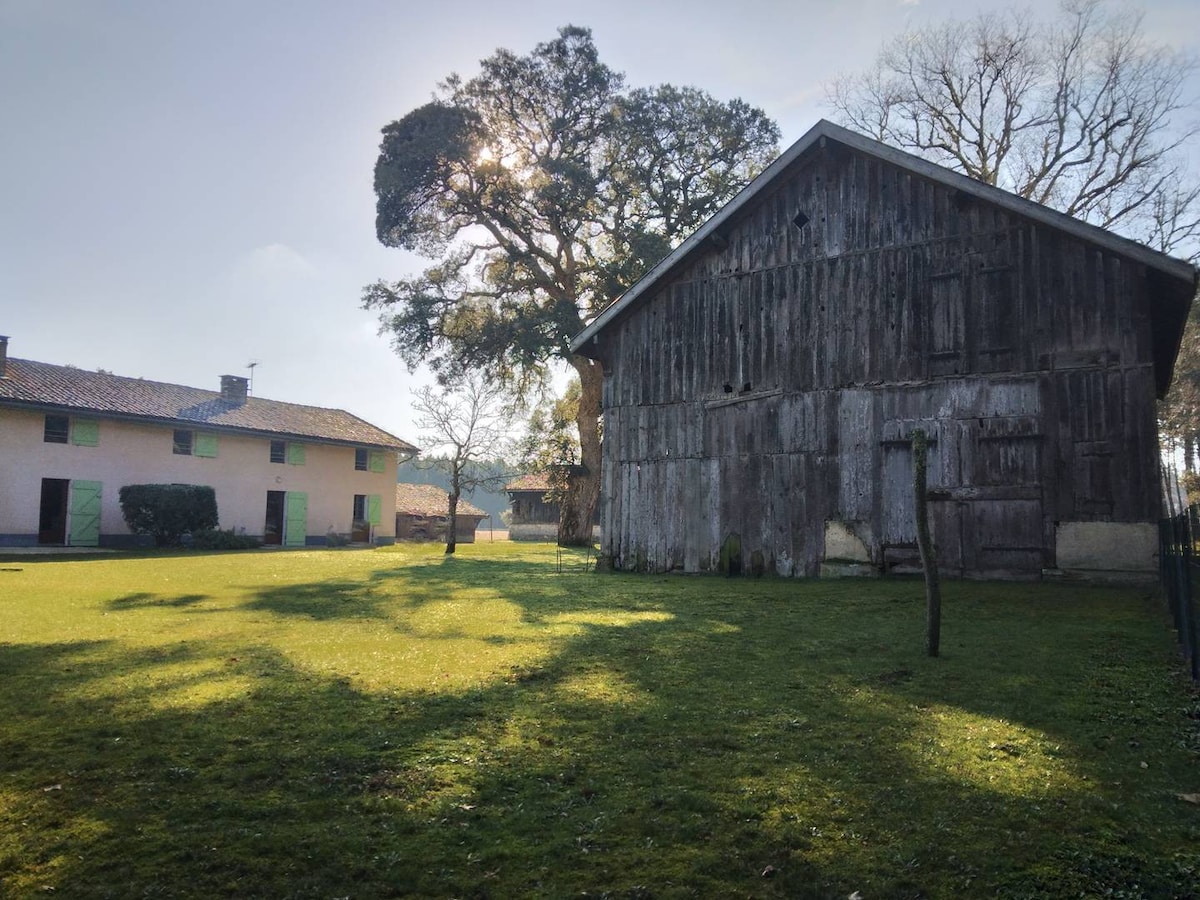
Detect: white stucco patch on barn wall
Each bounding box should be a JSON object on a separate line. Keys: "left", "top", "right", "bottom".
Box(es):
{"left": 1055, "top": 522, "right": 1158, "bottom": 574}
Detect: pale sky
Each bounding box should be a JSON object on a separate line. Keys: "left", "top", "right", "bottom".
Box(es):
{"left": 3, "top": 0, "right": 1197, "bottom": 448}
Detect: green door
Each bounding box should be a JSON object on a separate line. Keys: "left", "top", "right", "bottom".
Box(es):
{"left": 284, "top": 492, "right": 308, "bottom": 547}
{"left": 69, "top": 480, "right": 102, "bottom": 547}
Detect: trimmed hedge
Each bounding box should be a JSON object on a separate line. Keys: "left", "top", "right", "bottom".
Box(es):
{"left": 118, "top": 484, "right": 219, "bottom": 547}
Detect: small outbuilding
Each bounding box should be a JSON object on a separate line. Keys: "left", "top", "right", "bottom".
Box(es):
{"left": 395, "top": 483, "right": 487, "bottom": 543}
{"left": 571, "top": 120, "right": 1197, "bottom": 581}
{"left": 505, "top": 474, "right": 558, "bottom": 541}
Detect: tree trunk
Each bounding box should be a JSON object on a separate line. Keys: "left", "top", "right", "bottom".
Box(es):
{"left": 912, "top": 429, "right": 941, "bottom": 658}
{"left": 559, "top": 356, "right": 603, "bottom": 547}
{"left": 446, "top": 488, "right": 459, "bottom": 555}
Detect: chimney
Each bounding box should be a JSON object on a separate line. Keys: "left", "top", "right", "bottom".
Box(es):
{"left": 220, "top": 374, "right": 249, "bottom": 405}
{"left": 0, "top": 335, "right": 8, "bottom": 378}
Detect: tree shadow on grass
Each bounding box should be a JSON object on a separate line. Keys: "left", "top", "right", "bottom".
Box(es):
{"left": 107, "top": 592, "right": 211, "bottom": 610}
{"left": 240, "top": 579, "right": 395, "bottom": 621}
{"left": 2, "top": 568, "right": 1196, "bottom": 898}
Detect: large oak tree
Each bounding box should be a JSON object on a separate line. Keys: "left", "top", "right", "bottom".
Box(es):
{"left": 363, "top": 26, "right": 779, "bottom": 544}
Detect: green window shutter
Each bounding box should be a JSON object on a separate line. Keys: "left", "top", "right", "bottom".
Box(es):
{"left": 367, "top": 494, "right": 382, "bottom": 525}
{"left": 71, "top": 418, "right": 99, "bottom": 447}
{"left": 69, "top": 480, "right": 103, "bottom": 547}
{"left": 287, "top": 443, "right": 306, "bottom": 466}
{"left": 368, "top": 450, "right": 386, "bottom": 473}
{"left": 194, "top": 433, "right": 219, "bottom": 458}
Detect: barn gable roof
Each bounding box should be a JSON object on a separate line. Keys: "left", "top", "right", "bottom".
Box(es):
{"left": 571, "top": 119, "right": 1198, "bottom": 396}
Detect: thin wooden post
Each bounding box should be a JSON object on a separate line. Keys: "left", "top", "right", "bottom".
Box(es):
{"left": 912, "top": 428, "right": 941, "bottom": 657}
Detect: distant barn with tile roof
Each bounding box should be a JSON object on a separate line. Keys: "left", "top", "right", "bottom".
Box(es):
{"left": 505, "top": 473, "right": 559, "bottom": 542}
{"left": 395, "top": 483, "right": 488, "bottom": 543}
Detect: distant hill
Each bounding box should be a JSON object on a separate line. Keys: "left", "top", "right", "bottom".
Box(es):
{"left": 397, "top": 457, "right": 518, "bottom": 519}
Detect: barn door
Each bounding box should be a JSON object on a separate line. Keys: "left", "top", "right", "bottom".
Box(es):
{"left": 68, "top": 480, "right": 102, "bottom": 547}
{"left": 879, "top": 422, "right": 965, "bottom": 575}
{"left": 960, "top": 416, "right": 1045, "bottom": 575}
{"left": 284, "top": 492, "right": 308, "bottom": 547}
{"left": 926, "top": 238, "right": 966, "bottom": 378}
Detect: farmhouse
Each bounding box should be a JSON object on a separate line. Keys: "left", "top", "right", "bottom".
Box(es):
{"left": 395, "top": 482, "right": 488, "bottom": 543}
{"left": 571, "top": 120, "right": 1198, "bottom": 580}
{"left": 0, "top": 337, "right": 417, "bottom": 547}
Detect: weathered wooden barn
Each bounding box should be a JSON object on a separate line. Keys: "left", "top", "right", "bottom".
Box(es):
{"left": 571, "top": 120, "right": 1198, "bottom": 580}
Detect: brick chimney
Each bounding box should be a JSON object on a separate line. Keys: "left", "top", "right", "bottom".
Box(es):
{"left": 0, "top": 335, "right": 8, "bottom": 378}
{"left": 220, "top": 374, "right": 249, "bottom": 405}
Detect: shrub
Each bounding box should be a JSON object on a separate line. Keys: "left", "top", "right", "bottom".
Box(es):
{"left": 191, "top": 528, "right": 261, "bottom": 551}
{"left": 118, "top": 484, "right": 218, "bottom": 547}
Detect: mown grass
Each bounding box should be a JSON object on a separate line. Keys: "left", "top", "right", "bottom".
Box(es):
{"left": 1, "top": 543, "right": 1198, "bottom": 898}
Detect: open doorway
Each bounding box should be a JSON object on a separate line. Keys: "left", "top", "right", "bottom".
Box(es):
{"left": 351, "top": 494, "right": 371, "bottom": 543}
{"left": 38, "top": 478, "right": 69, "bottom": 544}
{"left": 263, "top": 491, "right": 285, "bottom": 545}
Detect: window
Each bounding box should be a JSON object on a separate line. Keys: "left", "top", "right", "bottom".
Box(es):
{"left": 44, "top": 414, "right": 70, "bottom": 443}
{"left": 43, "top": 415, "right": 100, "bottom": 446}
{"left": 352, "top": 494, "right": 367, "bottom": 521}
{"left": 270, "top": 440, "right": 286, "bottom": 464}
{"left": 173, "top": 429, "right": 193, "bottom": 455}
{"left": 355, "top": 448, "right": 369, "bottom": 471}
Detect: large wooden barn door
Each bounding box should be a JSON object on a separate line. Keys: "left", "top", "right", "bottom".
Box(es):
{"left": 879, "top": 421, "right": 966, "bottom": 575}
{"left": 879, "top": 413, "right": 1045, "bottom": 577}
{"left": 959, "top": 416, "right": 1045, "bottom": 576}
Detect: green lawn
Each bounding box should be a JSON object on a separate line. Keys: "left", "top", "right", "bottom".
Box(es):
{"left": 1, "top": 543, "right": 1197, "bottom": 898}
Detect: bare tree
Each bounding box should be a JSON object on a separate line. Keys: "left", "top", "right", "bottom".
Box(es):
{"left": 411, "top": 374, "right": 517, "bottom": 554}
{"left": 827, "top": 0, "right": 1200, "bottom": 256}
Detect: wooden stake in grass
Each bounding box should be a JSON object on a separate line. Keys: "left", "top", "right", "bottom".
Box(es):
{"left": 912, "top": 428, "right": 941, "bottom": 657}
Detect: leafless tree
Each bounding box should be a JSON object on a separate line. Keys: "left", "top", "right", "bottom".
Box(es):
{"left": 827, "top": 0, "right": 1199, "bottom": 257}
{"left": 411, "top": 374, "right": 517, "bottom": 554}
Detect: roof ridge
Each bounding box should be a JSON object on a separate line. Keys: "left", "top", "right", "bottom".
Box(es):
{"left": 1, "top": 355, "right": 417, "bottom": 451}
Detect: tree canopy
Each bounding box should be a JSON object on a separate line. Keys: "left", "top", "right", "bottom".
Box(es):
{"left": 364, "top": 25, "right": 779, "bottom": 543}
{"left": 827, "top": 0, "right": 1199, "bottom": 257}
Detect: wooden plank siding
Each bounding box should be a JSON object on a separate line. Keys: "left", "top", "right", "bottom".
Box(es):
{"left": 593, "top": 143, "right": 1167, "bottom": 578}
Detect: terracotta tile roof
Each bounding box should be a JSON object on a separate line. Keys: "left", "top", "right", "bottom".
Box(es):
{"left": 395, "top": 483, "right": 487, "bottom": 518}
{"left": 0, "top": 357, "right": 417, "bottom": 452}
{"left": 505, "top": 473, "right": 552, "bottom": 492}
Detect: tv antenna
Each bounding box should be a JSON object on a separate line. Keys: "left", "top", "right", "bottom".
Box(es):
{"left": 246, "top": 360, "right": 259, "bottom": 395}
